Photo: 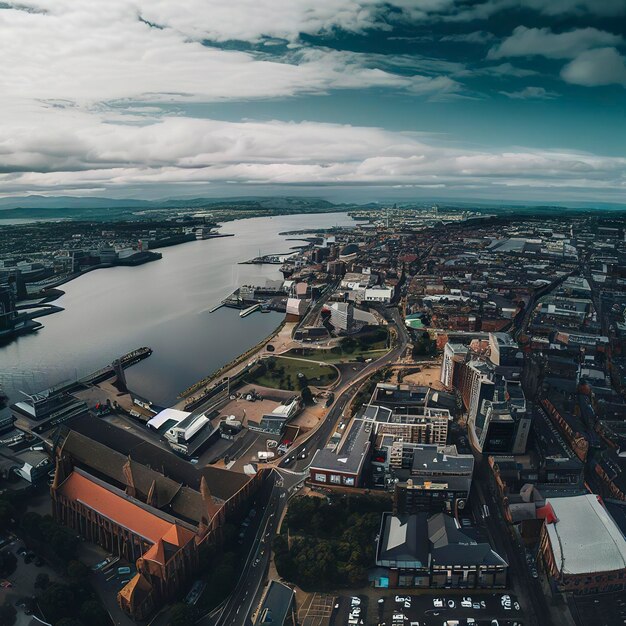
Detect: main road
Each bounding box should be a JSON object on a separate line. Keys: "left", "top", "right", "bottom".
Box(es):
{"left": 205, "top": 306, "right": 411, "bottom": 626}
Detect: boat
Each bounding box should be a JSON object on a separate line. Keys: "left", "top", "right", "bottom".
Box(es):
{"left": 240, "top": 303, "right": 261, "bottom": 318}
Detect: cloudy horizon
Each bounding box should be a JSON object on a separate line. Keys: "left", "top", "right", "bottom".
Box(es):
{"left": 1, "top": 0, "right": 625, "bottom": 205}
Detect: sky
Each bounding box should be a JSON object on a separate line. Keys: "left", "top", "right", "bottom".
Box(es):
{"left": 0, "top": 0, "right": 625, "bottom": 205}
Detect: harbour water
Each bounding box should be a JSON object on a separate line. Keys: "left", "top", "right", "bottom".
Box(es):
{"left": 0, "top": 212, "right": 355, "bottom": 406}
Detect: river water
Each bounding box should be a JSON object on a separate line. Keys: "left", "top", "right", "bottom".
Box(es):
{"left": 0, "top": 212, "right": 356, "bottom": 406}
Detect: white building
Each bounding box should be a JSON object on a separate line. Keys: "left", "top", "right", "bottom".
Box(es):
{"left": 364, "top": 286, "right": 394, "bottom": 303}
{"left": 328, "top": 302, "right": 353, "bottom": 332}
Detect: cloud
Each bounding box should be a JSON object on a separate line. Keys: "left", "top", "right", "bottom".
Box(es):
{"left": 500, "top": 86, "right": 558, "bottom": 99}
{"left": 476, "top": 62, "right": 537, "bottom": 78}
{"left": 446, "top": 0, "right": 626, "bottom": 22}
{"left": 561, "top": 47, "right": 626, "bottom": 87}
{"left": 488, "top": 26, "right": 623, "bottom": 60}
{"left": 0, "top": 4, "right": 464, "bottom": 107}
{"left": 516, "top": 0, "right": 626, "bottom": 17}
{"left": 1, "top": 108, "right": 624, "bottom": 201}
{"left": 441, "top": 31, "right": 496, "bottom": 44}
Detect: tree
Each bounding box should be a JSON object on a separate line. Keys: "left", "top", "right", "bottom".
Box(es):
{"left": 0, "top": 602, "right": 16, "bottom": 626}
{"left": 300, "top": 386, "right": 313, "bottom": 405}
{"left": 35, "top": 572, "right": 50, "bottom": 590}
{"left": 168, "top": 603, "right": 195, "bottom": 626}
{"left": 0, "top": 499, "right": 14, "bottom": 531}
{"left": 0, "top": 551, "right": 16, "bottom": 577}
{"left": 39, "top": 583, "right": 75, "bottom": 624}
{"left": 66, "top": 560, "right": 89, "bottom": 582}
{"left": 79, "top": 600, "right": 109, "bottom": 626}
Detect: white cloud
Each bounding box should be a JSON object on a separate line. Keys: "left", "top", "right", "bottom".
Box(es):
{"left": 0, "top": 3, "right": 462, "bottom": 107}
{"left": 561, "top": 47, "right": 626, "bottom": 87}
{"left": 499, "top": 86, "right": 558, "bottom": 99}
{"left": 488, "top": 26, "right": 623, "bottom": 60}
{"left": 476, "top": 62, "right": 537, "bottom": 78}
{"left": 1, "top": 108, "right": 624, "bottom": 200}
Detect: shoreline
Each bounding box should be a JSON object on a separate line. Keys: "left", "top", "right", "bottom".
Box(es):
{"left": 13, "top": 207, "right": 355, "bottom": 314}
{"left": 0, "top": 211, "right": 356, "bottom": 405}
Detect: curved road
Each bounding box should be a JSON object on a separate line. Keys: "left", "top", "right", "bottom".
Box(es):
{"left": 206, "top": 306, "right": 411, "bottom": 626}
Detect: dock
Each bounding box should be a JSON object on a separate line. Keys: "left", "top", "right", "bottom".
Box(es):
{"left": 240, "top": 303, "right": 261, "bottom": 318}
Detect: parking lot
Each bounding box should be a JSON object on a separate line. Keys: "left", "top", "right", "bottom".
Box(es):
{"left": 298, "top": 592, "right": 338, "bottom": 626}
{"left": 0, "top": 535, "right": 61, "bottom": 623}
{"left": 330, "top": 592, "right": 524, "bottom": 626}
{"left": 572, "top": 592, "right": 626, "bottom": 626}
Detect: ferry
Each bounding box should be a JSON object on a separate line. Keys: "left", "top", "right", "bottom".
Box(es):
{"left": 240, "top": 303, "right": 261, "bottom": 318}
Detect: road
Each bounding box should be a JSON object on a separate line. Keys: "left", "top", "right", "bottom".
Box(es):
{"left": 471, "top": 456, "right": 553, "bottom": 626}
{"left": 206, "top": 306, "right": 411, "bottom": 625}
{"left": 280, "top": 306, "right": 411, "bottom": 474}
{"left": 202, "top": 468, "right": 305, "bottom": 626}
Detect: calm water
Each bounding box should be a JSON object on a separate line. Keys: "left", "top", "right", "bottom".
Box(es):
{"left": 0, "top": 212, "right": 355, "bottom": 406}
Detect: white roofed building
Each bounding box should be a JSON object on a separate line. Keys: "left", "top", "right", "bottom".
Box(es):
{"left": 539, "top": 494, "right": 626, "bottom": 594}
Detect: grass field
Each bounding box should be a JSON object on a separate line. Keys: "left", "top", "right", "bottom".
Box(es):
{"left": 246, "top": 356, "right": 338, "bottom": 390}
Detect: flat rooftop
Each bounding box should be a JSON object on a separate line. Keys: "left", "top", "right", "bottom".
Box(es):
{"left": 310, "top": 418, "right": 372, "bottom": 475}
{"left": 545, "top": 494, "right": 626, "bottom": 575}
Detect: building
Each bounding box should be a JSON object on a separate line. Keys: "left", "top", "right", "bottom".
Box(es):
{"left": 361, "top": 404, "right": 450, "bottom": 447}
{"left": 50, "top": 417, "right": 267, "bottom": 619}
{"left": 428, "top": 513, "right": 508, "bottom": 589}
{"left": 374, "top": 512, "right": 507, "bottom": 589}
{"left": 0, "top": 285, "right": 17, "bottom": 332}
{"left": 325, "top": 301, "right": 354, "bottom": 332}
{"left": 164, "top": 412, "right": 216, "bottom": 456}
{"left": 285, "top": 298, "right": 307, "bottom": 321}
{"left": 539, "top": 494, "right": 626, "bottom": 594}
{"left": 364, "top": 286, "right": 394, "bottom": 303}
{"left": 488, "top": 332, "right": 521, "bottom": 366}
{"left": 309, "top": 418, "right": 373, "bottom": 488}
{"left": 53, "top": 468, "right": 199, "bottom": 619}
{"left": 375, "top": 513, "right": 430, "bottom": 587}
{"left": 254, "top": 580, "right": 296, "bottom": 626}
{"left": 393, "top": 444, "right": 474, "bottom": 515}
{"left": 148, "top": 408, "right": 217, "bottom": 457}
{"left": 440, "top": 343, "right": 469, "bottom": 388}
{"left": 251, "top": 398, "right": 300, "bottom": 435}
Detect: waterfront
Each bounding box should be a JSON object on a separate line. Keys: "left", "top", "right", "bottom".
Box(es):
{"left": 0, "top": 212, "right": 355, "bottom": 406}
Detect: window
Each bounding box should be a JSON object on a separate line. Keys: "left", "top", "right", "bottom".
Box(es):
{"left": 343, "top": 476, "right": 355, "bottom": 486}
{"left": 330, "top": 474, "right": 341, "bottom": 484}
{"left": 314, "top": 473, "right": 327, "bottom": 483}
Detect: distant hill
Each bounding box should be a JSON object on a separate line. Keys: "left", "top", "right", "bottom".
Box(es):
{"left": 0, "top": 195, "right": 343, "bottom": 220}
{"left": 0, "top": 194, "right": 623, "bottom": 221}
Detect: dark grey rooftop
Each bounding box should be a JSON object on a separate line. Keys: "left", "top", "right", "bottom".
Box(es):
{"left": 255, "top": 580, "right": 294, "bottom": 626}
{"left": 310, "top": 418, "right": 372, "bottom": 475}
{"left": 411, "top": 444, "right": 474, "bottom": 477}
{"left": 377, "top": 512, "right": 429, "bottom": 566}
{"left": 428, "top": 513, "right": 507, "bottom": 568}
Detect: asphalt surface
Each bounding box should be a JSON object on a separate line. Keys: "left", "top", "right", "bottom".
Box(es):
{"left": 470, "top": 457, "right": 552, "bottom": 626}
{"left": 332, "top": 592, "right": 524, "bottom": 626}
{"left": 280, "top": 306, "right": 411, "bottom": 474}
{"left": 206, "top": 306, "right": 411, "bottom": 625}
{"left": 202, "top": 468, "right": 305, "bottom": 626}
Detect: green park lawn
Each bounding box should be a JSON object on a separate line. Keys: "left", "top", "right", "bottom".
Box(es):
{"left": 246, "top": 356, "right": 338, "bottom": 390}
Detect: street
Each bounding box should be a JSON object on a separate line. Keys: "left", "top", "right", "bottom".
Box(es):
{"left": 208, "top": 306, "right": 411, "bottom": 625}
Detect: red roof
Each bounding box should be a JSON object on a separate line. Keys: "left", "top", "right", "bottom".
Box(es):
{"left": 58, "top": 471, "right": 174, "bottom": 544}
